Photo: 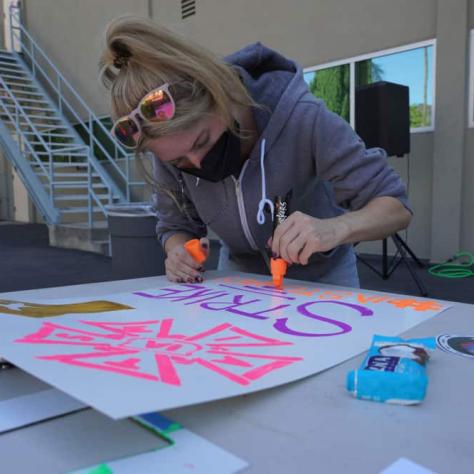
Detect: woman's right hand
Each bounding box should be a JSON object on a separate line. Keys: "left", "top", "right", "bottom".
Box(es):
{"left": 164, "top": 235, "right": 209, "bottom": 283}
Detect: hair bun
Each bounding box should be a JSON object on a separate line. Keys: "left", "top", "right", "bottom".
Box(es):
{"left": 113, "top": 54, "right": 129, "bottom": 69}
{"left": 112, "top": 42, "right": 132, "bottom": 69}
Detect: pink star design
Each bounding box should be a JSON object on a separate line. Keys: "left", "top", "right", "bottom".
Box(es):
{"left": 16, "top": 319, "right": 303, "bottom": 386}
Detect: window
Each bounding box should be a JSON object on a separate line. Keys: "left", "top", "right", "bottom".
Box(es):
{"left": 304, "top": 40, "right": 436, "bottom": 132}
{"left": 469, "top": 30, "right": 474, "bottom": 128}
{"left": 305, "top": 64, "right": 350, "bottom": 123}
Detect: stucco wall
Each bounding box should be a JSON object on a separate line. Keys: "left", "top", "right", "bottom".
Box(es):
{"left": 22, "top": 0, "right": 149, "bottom": 115}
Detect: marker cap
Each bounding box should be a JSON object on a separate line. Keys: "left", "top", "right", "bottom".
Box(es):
{"left": 184, "top": 239, "right": 207, "bottom": 264}
{"left": 271, "top": 257, "right": 287, "bottom": 288}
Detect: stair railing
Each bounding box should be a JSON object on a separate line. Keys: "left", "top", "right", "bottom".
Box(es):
{"left": 8, "top": 4, "right": 145, "bottom": 205}
{"left": 0, "top": 74, "right": 113, "bottom": 224}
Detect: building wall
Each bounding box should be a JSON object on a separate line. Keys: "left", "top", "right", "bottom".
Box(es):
{"left": 463, "top": 130, "right": 474, "bottom": 252}
{"left": 151, "top": 0, "right": 436, "bottom": 65}
{"left": 14, "top": 0, "right": 473, "bottom": 261}
{"left": 0, "top": 153, "right": 13, "bottom": 220}
{"left": 22, "top": 0, "right": 150, "bottom": 116}
{"left": 463, "top": 1, "right": 474, "bottom": 252}
{"left": 0, "top": 1, "right": 6, "bottom": 221}
{"left": 11, "top": 168, "right": 31, "bottom": 222}
{"left": 0, "top": 1, "right": 5, "bottom": 49}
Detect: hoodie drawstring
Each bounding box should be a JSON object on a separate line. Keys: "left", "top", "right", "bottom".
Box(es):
{"left": 256, "top": 138, "right": 274, "bottom": 225}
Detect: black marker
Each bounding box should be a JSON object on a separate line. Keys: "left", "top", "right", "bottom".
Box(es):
{"left": 271, "top": 191, "right": 292, "bottom": 288}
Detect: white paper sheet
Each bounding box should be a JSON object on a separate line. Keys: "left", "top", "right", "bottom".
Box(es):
{"left": 0, "top": 388, "right": 85, "bottom": 433}
{"left": 0, "top": 272, "right": 449, "bottom": 419}
{"left": 380, "top": 457, "right": 438, "bottom": 474}
{"left": 74, "top": 427, "right": 247, "bottom": 474}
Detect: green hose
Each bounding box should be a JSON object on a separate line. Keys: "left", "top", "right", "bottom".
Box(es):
{"left": 428, "top": 251, "right": 474, "bottom": 278}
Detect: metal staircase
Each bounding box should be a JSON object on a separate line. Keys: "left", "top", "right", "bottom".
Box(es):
{"left": 0, "top": 5, "right": 145, "bottom": 255}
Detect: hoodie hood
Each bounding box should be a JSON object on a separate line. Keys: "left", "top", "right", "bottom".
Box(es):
{"left": 225, "top": 43, "right": 308, "bottom": 151}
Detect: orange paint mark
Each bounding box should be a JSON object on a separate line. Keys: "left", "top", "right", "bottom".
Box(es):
{"left": 386, "top": 299, "right": 444, "bottom": 312}
{"left": 356, "top": 294, "right": 389, "bottom": 304}
{"left": 317, "top": 290, "right": 354, "bottom": 300}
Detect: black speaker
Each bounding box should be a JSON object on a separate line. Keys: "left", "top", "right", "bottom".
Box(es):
{"left": 355, "top": 81, "right": 410, "bottom": 157}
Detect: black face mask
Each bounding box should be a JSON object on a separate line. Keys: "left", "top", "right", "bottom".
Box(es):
{"left": 179, "top": 126, "right": 242, "bottom": 182}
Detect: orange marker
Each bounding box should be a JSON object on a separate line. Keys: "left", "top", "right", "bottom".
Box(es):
{"left": 184, "top": 239, "right": 207, "bottom": 264}
{"left": 270, "top": 192, "right": 292, "bottom": 288}
{"left": 271, "top": 257, "right": 287, "bottom": 289}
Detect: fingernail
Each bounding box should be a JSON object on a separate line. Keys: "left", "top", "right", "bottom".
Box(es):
{"left": 196, "top": 276, "right": 203, "bottom": 283}
{"left": 272, "top": 252, "right": 278, "bottom": 259}
{"left": 187, "top": 278, "right": 194, "bottom": 283}
{"left": 201, "top": 242, "right": 208, "bottom": 249}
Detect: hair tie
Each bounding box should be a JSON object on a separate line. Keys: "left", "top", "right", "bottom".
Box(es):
{"left": 112, "top": 45, "right": 131, "bottom": 69}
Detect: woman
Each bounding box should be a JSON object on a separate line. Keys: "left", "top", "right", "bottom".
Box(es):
{"left": 100, "top": 16, "right": 412, "bottom": 287}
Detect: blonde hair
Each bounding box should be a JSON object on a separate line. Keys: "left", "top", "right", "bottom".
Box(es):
{"left": 99, "top": 15, "right": 255, "bottom": 144}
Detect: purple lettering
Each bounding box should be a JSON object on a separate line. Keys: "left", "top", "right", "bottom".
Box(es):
{"left": 227, "top": 303, "right": 291, "bottom": 320}
{"left": 198, "top": 295, "right": 292, "bottom": 320}
{"left": 135, "top": 285, "right": 227, "bottom": 304}
{"left": 274, "top": 300, "right": 373, "bottom": 337}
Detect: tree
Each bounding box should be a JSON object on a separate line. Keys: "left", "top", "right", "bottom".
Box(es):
{"left": 410, "top": 103, "right": 432, "bottom": 128}
{"left": 308, "top": 65, "right": 350, "bottom": 122}
{"left": 308, "top": 59, "right": 384, "bottom": 124}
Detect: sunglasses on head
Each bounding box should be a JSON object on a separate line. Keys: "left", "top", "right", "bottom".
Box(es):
{"left": 111, "top": 83, "right": 175, "bottom": 149}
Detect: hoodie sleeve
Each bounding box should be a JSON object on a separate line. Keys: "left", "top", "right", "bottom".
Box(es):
{"left": 151, "top": 159, "right": 207, "bottom": 248}
{"left": 312, "top": 101, "right": 411, "bottom": 213}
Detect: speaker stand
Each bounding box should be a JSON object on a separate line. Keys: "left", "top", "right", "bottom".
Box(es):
{"left": 356, "top": 233, "right": 428, "bottom": 297}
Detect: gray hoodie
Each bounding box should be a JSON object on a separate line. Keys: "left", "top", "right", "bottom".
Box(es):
{"left": 152, "top": 43, "right": 410, "bottom": 287}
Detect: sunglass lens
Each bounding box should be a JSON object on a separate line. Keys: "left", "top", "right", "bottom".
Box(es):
{"left": 114, "top": 118, "right": 139, "bottom": 148}
{"left": 140, "top": 89, "right": 175, "bottom": 122}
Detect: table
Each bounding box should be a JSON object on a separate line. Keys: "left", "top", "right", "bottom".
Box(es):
{"left": 0, "top": 275, "right": 472, "bottom": 473}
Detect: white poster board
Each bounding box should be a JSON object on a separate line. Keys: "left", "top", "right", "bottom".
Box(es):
{"left": 0, "top": 272, "right": 449, "bottom": 419}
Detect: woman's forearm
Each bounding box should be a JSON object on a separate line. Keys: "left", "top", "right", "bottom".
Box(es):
{"left": 336, "top": 196, "right": 412, "bottom": 245}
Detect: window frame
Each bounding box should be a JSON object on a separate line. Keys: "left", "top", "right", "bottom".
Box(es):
{"left": 304, "top": 39, "right": 437, "bottom": 133}
{"left": 469, "top": 30, "right": 474, "bottom": 128}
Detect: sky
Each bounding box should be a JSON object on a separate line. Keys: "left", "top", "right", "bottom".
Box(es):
{"left": 371, "top": 46, "right": 433, "bottom": 105}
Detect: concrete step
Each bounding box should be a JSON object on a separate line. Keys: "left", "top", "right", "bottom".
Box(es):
{"left": 0, "top": 64, "right": 24, "bottom": 71}
{"left": 48, "top": 221, "right": 111, "bottom": 255}
{"left": 2, "top": 81, "right": 36, "bottom": 88}
{"left": 54, "top": 194, "right": 110, "bottom": 202}
{"left": 43, "top": 187, "right": 110, "bottom": 197}
{"left": 60, "top": 206, "right": 104, "bottom": 213}
{"left": 1, "top": 73, "right": 32, "bottom": 79}
{"left": 1, "top": 88, "right": 44, "bottom": 96}
{"left": 55, "top": 198, "right": 111, "bottom": 209}
{"left": 36, "top": 172, "right": 96, "bottom": 179}
{"left": 2, "top": 97, "right": 49, "bottom": 104}
{"left": 58, "top": 210, "right": 107, "bottom": 225}
{"left": 44, "top": 182, "right": 109, "bottom": 189}
{"left": 5, "top": 104, "right": 56, "bottom": 113}
{"left": 41, "top": 162, "right": 89, "bottom": 167}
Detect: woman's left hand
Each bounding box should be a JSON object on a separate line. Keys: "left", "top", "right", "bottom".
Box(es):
{"left": 268, "top": 211, "right": 347, "bottom": 265}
